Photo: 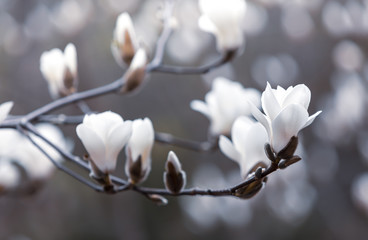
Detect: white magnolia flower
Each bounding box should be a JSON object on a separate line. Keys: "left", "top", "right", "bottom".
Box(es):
{"left": 219, "top": 116, "right": 268, "bottom": 179}
{"left": 251, "top": 83, "right": 322, "bottom": 153}
{"left": 125, "top": 118, "right": 154, "bottom": 184}
{"left": 191, "top": 77, "right": 261, "bottom": 136}
{"left": 0, "top": 124, "right": 70, "bottom": 181}
{"left": 164, "top": 151, "right": 187, "bottom": 193}
{"left": 122, "top": 48, "right": 148, "bottom": 92}
{"left": 76, "top": 111, "right": 132, "bottom": 175}
{"left": 0, "top": 101, "right": 14, "bottom": 123}
{"left": 111, "top": 12, "right": 139, "bottom": 66}
{"left": 40, "top": 43, "right": 78, "bottom": 99}
{"left": 0, "top": 159, "right": 20, "bottom": 191}
{"left": 198, "top": 0, "right": 247, "bottom": 52}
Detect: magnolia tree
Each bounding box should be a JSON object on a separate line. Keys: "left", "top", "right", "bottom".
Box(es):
{"left": 0, "top": 0, "right": 321, "bottom": 205}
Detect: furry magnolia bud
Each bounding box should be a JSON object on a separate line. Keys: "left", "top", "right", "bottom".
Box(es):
{"left": 121, "top": 48, "right": 147, "bottom": 93}
{"left": 163, "top": 151, "right": 186, "bottom": 194}
{"left": 235, "top": 162, "right": 267, "bottom": 199}
{"left": 147, "top": 194, "right": 168, "bottom": 206}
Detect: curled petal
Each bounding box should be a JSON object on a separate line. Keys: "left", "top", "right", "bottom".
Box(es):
{"left": 303, "top": 110, "right": 322, "bottom": 129}
{"left": 250, "top": 102, "right": 271, "bottom": 139}
{"left": 262, "top": 82, "right": 281, "bottom": 121}
{"left": 272, "top": 104, "right": 309, "bottom": 153}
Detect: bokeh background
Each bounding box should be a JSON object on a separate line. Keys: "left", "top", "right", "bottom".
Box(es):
{"left": 1, "top": 0, "right": 368, "bottom": 239}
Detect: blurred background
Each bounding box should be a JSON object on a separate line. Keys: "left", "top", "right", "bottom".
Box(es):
{"left": 1, "top": 0, "right": 368, "bottom": 239}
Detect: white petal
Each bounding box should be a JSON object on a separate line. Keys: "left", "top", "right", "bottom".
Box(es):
{"left": 105, "top": 121, "right": 132, "bottom": 171}
{"left": 129, "top": 48, "right": 147, "bottom": 70}
{"left": 76, "top": 124, "right": 108, "bottom": 172}
{"left": 198, "top": 15, "right": 218, "bottom": 34}
{"left": 272, "top": 104, "right": 309, "bottom": 153}
{"left": 219, "top": 135, "right": 241, "bottom": 163}
{"left": 242, "top": 123, "right": 268, "bottom": 168}
{"left": 128, "top": 118, "right": 154, "bottom": 165}
{"left": 250, "top": 102, "right": 272, "bottom": 140}
{"left": 64, "top": 43, "right": 77, "bottom": 76}
{"left": 282, "top": 84, "right": 311, "bottom": 110}
{"left": 231, "top": 116, "right": 254, "bottom": 154}
{"left": 40, "top": 48, "right": 65, "bottom": 86}
{"left": 303, "top": 110, "right": 322, "bottom": 129}
{"left": 190, "top": 100, "right": 211, "bottom": 118}
{"left": 262, "top": 82, "right": 282, "bottom": 121}
{"left": 115, "top": 12, "right": 137, "bottom": 49}
{"left": 0, "top": 101, "right": 13, "bottom": 123}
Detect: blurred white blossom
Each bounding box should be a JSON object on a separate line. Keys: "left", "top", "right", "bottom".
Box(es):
{"left": 191, "top": 77, "right": 261, "bottom": 136}
{"left": 0, "top": 159, "right": 20, "bottom": 192}
{"left": 125, "top": 118, "right": 154, "bottom": 184}
{"left": 251, "top": 83, "right": 321, "bottom": 153}
{"left": 76, "top": 111, "right": 132, "bottom": 176}
{"left": 40, "top": 43, "right": 78, "bottom": 99}
{"left": 219, "top": 116, "right": 268, "bottom": 179}
{"left": 198, "top": 0, "right": 246, "bottom": 52}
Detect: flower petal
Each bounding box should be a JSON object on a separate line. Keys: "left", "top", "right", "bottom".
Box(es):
{"left": 272, "top": 104, "right": 309, "bottom": 153}
{"left": 231, "top": 116, "right": 253, "bottom": 154}
{"left": 250, "top": 102, "right": 271, "bottom": 139}
{"left": 190, "top": 100, "right": 211, "bottom": 118}
{"left": 282, "top": 84, "right": 311, "bottom": 109}
{"left": 76, "top": 124, "right": 108, "bottom": 172}
{"left": 219, "top": 135, "right": 241, "bottom": 163}
{"left": 0, "top": 101, "right": 13, "bottom": 123}
{"left": 303, "top": 110, "right": 322, "bottom": 129}
{"left": 64, "top": 43, "right": 77, "bottom": 76}
{"left": 262, "top": 82, "right": 282, "bottom": 121}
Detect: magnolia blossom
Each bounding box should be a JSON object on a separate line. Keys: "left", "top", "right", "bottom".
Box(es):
{"left": 0, "top": 124, "right": 69, "bottom": 181}
{"left": 219, "top": 116, "right": 268, "bottom": 179}
{"left": 198, "top": 0, "right": 246, "bottom": 52}
{"left": 191, "top": 77, "right": 261, "bottom": 136}
{"left": 0, "top": 159, "right": 20, "bottom": 191}
{"left": 76, "top": 111, "right": 132, "bottom": 175}
{"left": 125, "top": 118, "right": 154, "bottom": 184}
{"left": 111, "top": 12, "right": 139, "bottom": 66}
{"left": 164, "top": 151, "right": 186, "bottom": 193}
{"left": 40, "top": 43, "right": 78, "bottom": 99}
{"left": 251, "top": 83, "right": 322, "bottom": 153}
{"left": 122, "top": 48, "right": 148, "bottom": 92}
{"left": 0, "top": 101, "right": 13, "bottom": 123}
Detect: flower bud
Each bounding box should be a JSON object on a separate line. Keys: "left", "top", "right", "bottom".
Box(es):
{"left": 111, "top": 12, "right": 139, "bottom": 66}
{"left": 235, "top": 162, "right": 267, "bottom": 199}
{"left": 40, "top": 43, "right": 78, "bottom": 99}
{"left": 278, "top": 155, "right": 302, "bottom": 169}
{"left": 164, "top": 151, "right": 186, "bottom": 194}
{"left": 147, "top": 194, "right": 168, "bottom": 206}
{"left": 125, "top": 118, "right": 154, "bottom": 184}
{"left": 121, "top": 48, "right": 147, "bottom": 93}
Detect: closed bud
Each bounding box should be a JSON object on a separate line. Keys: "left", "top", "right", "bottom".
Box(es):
{"left": 111, "top": 12, "right": 139, "bottom": 66}
{"left": 278, "top": 155, "right": 302, "bottom": 169}
{"left": 277, "top": 136, "right": 298, "bottom": 159}
{"left": 235, "top": 162, "right": 267, "bottom": 199}
{"left": 121, "top": 48, "right": 147, "bottom": 93}
{"left": 164, "top": 151, "right": 186, "bottom": 194}
{"left": 264, "top": 143, "right": 276, "bottom": 162}
{"left": 147, "top": 194, "right": 168, "bottom": 206}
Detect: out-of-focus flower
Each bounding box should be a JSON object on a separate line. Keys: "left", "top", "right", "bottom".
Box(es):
{"left": 251, "top": 83, "right": 321, "bottom": 153}
{"left": 122, "top": 48, "right": 148, "bottom": 93}
{"left": 0, "top": 101, "right": 13, "bottom": 123}
{"left": 76, "top": 111, "right": 132, "bottom": 177}
{"left": 164, "top": 151, "right": 186, "bottom": 193}
{"left": 0, "top": 124, "right": 70, "bottom": 181}
{"left": 0, "top": 159, "right": 20, "bottom": 192}
{"left": 125, "top": 118, "right": 154, "bottom": 184}
{"left": 40, "top": 43, "right": 78, "bottom": 99}
{"left": 111, "top": 12, "right": 139, "bottom": 66}
{"left": 198, "top": 0, "right": 246, "bottom": 52}
{"left": 219, "top": 116, "right": 268, "bottom": 179}
{"left": 191, "top": 77, "right": 261, "bottom": 136}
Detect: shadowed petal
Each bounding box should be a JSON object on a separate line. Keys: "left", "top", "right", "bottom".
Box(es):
{"left": 219, "top": 135, "right": 241, "bottom": 163}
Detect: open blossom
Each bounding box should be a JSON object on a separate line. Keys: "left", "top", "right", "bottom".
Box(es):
{"left": 219, "top": 116, "right": 268, "bottom": 179}
{"left": 198, "top": 0, "right": 246, "bottom": 52}
{"left": 122, "top": 48, "right": 148, "bottom": 92}
{"left": 0, "top": 101, "right": 13, "bottom": 124}
{"left": 125, "top": 118, "right": 154, "bottom": 184}
{"left": 40, "top": 43, "right": 78, "bottom": 99}
{"left": 76, "top": 111, "right": 132, "bottom": 176}
{"left": 251, "top": 83, "right": 322, "bottom": 153}
{"left": 111, "top": 12, "right": 139, "bottom": 67}
{"left": 191, "top": 77, "right": 261, "bottom": 136}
